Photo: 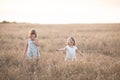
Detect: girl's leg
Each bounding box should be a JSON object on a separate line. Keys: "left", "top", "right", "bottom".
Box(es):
{"left": 36, "top": 58, "right": 39, "bottom": 65}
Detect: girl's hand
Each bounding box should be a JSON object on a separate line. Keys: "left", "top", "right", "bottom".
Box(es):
{"left": 35, "top": 39, "right": 40, "bottom": 46}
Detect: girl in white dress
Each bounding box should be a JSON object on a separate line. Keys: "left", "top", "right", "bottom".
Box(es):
{"left": 56, "top": 37, "right": 83, "bottom": 61}
{"left": 24, "top": 29, "right": 40, "bottom": 60}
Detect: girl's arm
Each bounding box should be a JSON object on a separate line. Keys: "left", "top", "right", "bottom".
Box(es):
{"left": 24, "top": 40, "right": 28, "bottom": 54}
{"left": 56, "top": 47, "right": 66, "bottom": 51}
{"left": 77, "top": 49, "right": 83, "bottom": 56}
{"left": 35, "top": 38, "right": 40, "bottom": 46}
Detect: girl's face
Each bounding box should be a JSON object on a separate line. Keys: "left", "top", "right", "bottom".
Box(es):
{"left": 68, "top": 39, "right": 74, "bottom": 46}
{"left": 31, "top": 34, "right": 36, "bottom": 40}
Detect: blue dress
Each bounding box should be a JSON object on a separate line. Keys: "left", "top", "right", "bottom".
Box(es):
{"left": 27, "top": 39, "right": 40, "bottom": 59}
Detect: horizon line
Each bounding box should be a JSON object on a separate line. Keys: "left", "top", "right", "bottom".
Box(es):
{"left": 0, "top": 20, "right": 120, "bottom": 24}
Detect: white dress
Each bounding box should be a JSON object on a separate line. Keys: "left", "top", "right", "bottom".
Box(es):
{"left": 65, "top": 45, "right": 78, "bottom": 61}
{"left": 27, "top": 39, "right": 40, "bottom": 59}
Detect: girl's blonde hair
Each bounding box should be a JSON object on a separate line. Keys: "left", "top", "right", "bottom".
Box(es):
{"left": 66, "top": 37, "right": 76, "bottom": 46}
{"left": 28, "top": 28, "right": 37, "bottom": 38}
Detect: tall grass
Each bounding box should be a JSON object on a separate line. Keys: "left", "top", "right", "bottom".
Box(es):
{"left": 0, "top": 23, "right": 120, "bottom": 80}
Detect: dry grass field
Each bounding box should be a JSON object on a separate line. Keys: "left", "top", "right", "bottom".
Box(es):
{"left": 0, "top": 23, "right": 120, "bottom": 80}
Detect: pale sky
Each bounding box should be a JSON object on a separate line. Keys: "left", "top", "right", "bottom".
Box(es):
{"left": 0, "top": 0, "right": 120, "bottom": 24}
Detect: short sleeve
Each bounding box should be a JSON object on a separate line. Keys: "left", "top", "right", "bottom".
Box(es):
{"left": 65, "top": 46, "right": 69, "bottom": 49}
{"left": 75, "top": 46, "right": 78, "bottom": 50}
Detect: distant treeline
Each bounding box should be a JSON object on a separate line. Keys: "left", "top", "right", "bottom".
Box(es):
{"left": 0, "top": 21, "right": 17, "bottom": 24}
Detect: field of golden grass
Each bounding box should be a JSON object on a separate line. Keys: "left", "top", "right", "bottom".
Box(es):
{"left": 0, "top": 23, "right": 120, "bottom": 80}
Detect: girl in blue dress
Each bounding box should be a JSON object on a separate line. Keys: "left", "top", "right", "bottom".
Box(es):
{"left": 24, "top": 29, "right": 40, "bottom": 60}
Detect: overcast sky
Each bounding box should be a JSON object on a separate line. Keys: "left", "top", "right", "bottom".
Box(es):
{"left": 0, "top": 0, "right": 120, "bottom": 24}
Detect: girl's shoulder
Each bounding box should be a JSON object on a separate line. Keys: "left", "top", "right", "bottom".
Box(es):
{"left": 27, "top": 38, "right": 32, "bottom": 42}
{"left": 27, "top": 38, "right": 31, "bottom": 41}
{"left": 66, "top": 45, "right": 77, "bottom": 48}
{"left": 25, "top": 38, "right": 30, "bottom": 44}
{"left": 74, "top": 46, "right": 78, "bottom": 49}
{"left": 74, "top": 45, "right": 77, "bottom": 47}
{"left": 65, "top": 45, "right": 69, "bottom": 48}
